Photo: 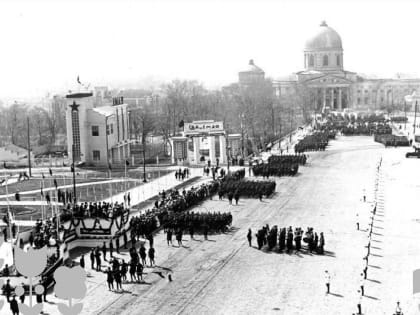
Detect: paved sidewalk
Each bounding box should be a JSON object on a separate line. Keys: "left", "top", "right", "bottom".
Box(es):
{"left": 0, "top": 178, "right": 137, "bottom": 200}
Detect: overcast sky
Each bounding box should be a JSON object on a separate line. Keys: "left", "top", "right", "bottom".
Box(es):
{"left": 1, "top": 0, "right": 420, "bottom": 100}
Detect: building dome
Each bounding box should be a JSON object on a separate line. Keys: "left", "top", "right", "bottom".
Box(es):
{"left": 241, "top": 59, "right": 264, "bottom": 74}
{"left": 305, "top": 21, "right": 342, "bottom": 51}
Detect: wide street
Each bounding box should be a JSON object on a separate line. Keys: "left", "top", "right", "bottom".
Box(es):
{"left": 49, "top": 135, "right": 416, "bottom": 315}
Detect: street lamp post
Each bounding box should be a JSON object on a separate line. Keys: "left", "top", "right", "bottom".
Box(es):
{"left": 72, "top": 144, "right": 77, "bottom": 205}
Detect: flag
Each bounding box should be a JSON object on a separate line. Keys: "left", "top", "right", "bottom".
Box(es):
{"left": 108, "top": 163, "right": 112, "bottom": 171}
{"left": 77, "top": 75, "right": 81, "bottom": 84}
{"left": 178, "top": 120, "right": 184, "bottom": 128}
{"left": 49, "top": 168, "right": 53, "bottom": 176}
{"left": 40, "top": 185, "right": 44, "bottom": 197}
{"left": 70, "top": 163, "right": 74, "bottom": 173}
{"left": 54, "top": 179, "right": 58, "bottom": 189}
{"left": 42, "top": 173, "right": 45, "bottom": 179}
{"left": 125, "top": 160, "right": 130, "bottom": 166}
{"left": 3, "top": 161, "right": 6, "bottom": 169}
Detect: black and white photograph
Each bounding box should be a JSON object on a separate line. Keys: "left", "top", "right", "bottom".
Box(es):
{"left": 0, "top": 0, "right": 420, "bottom": 314}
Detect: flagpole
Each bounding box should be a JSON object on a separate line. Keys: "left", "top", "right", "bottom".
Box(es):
{"left": 4, "top": 176, "right": 13, "bottom": 243}
{"left": 55, "top": 183, "right": 59, "bottom": 241}
{"left": 40, "top": 180, "right": 44, "bottom": 222}
{"left": 124, "top": 161, "right": 127, "bottom": 192}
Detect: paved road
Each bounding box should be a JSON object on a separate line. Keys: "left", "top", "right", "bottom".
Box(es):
{"left": 91, "top": 136, "right": 382, "bottom": 315}
{"left": 32, "top": 136, "right": 420, "bottom": 315}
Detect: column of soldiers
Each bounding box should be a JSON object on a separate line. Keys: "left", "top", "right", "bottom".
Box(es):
{"left": 162, "top": 211, "right": 233, "bottom": 240}
{"left": 129, "top": 181, "right": 221, "bottom": 241}
{"left": 252, "top": 160, "right": 299, "bottom": 177}
{"left": 219, "top": 179, "right": 275, "bottom": 200}
{"left": 249, "top": 225, "right": 325, "bottom": 254}
{"left": 294, "top": 131, "right": 332, "bottom": 154}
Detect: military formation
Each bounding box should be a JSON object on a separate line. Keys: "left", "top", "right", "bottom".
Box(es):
{"left": 129, "top": 181, "right": 221, "bottom": 240}
{"left": 294, "top": 131, "right": 332, "bottom": 153}
{"left": 219, "top": 179, "right": 276, "bottom": 199}
{"left": 374, "top": 134, "right": 409, "bottom": 147}
{"left": 162, "top": 211, "right": 233, "bottom": 238}
{"left": 252, "top": 160, "right": 299, "bottom": 177}
{"left": 250, "top": 225, "right": 325, "bottom": 254}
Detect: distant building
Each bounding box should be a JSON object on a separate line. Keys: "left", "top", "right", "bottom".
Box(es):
{"left": 238, "top": 59, "right": 265, "bottom": 86}
{"left": 273, "top": 21, "right": 420, "bottom": 111}
{"left": 65, "top": 91, "right": 130, "bottom": 166}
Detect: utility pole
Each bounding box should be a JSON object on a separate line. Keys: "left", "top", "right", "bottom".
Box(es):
{"left": 27, "top": 117, "right": 32, "bottom": 177}
{"left": 142, "top": 117, "right": 147, "bottom": 183}
{"left": 414, "top": 101, "right": 418, "bottom": 140}
{"left": 225, "top": 120, "right": 230, "bottom": 172}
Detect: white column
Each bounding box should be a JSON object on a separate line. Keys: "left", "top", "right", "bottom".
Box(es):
{"left": 338, "top": 88, "right": 342, "bottom": 110}
{"left": 330, "top": 88, "right": 334, "bottom": 109}
{"left": 170, "top": 139, "right": 175, "bottom": 164}
{"left": 219, "top": 135, "right": 227, "bottom": 164}
{"left": 193, "top": 137, "right": 200, "bottom": 164}
{"left": 322, "top": 88, "right": 326, "bottom": 110}
{"left": 209, "top": 136, "right": 216, "bottom": 166}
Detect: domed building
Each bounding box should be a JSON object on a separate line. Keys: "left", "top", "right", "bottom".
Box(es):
{"left": 238, "top": 59, "right": 265, "bottom": 86}
{"left": 304, "top": 21, "right": 343, "bottom": 72}
{"left": 274, "top": 21, "right": 420, "bottom": 112}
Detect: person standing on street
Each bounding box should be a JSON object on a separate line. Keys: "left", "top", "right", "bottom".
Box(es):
{"left": 247, "top": 229, "right": 252, "bottom": 247}
{"left": 102, "top": 242, "right": 107, "bottom": 261}
{"left": 356, "top": 213, "right": 359, "bottom": 230}
{"left": 90, "top": 249, "right": 95, "bottom": 270}
{"left": 324, "top": 270, "right": 330, "bottom": 294}
{"left": 360, "top": 273, "right": 364, "bottom": 296}
{"left": 80, "top": 255, "right": 85, "bottom": 269}
{"left": 357, "top": 289, "right": 363, "bottom": 314}
{"left": 106, "top": 267, "right": 114, "bottom": 291}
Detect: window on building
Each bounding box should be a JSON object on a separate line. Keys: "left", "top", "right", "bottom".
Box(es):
{"left": 364, "top": 90, "right": 368, "bottom": 93}
{"left": 357, "top": 90, "right": 361, "bottom": 94}
{"left": 92, "top": 126, "right": 99, "bottom": 136}
{"left": 323, "top": 55, "right": 328, "bottom": 66}
{"left": 336, "top": 55, "right": 340, "bottom": 66}
{"left": 364, "top": 97, "right": 369, "bottom": 105}
{"left": 309, "top": 55, "right": 314, "bottom": 67}
{"left": 93, "top": 150, "right": 100, "bottom": 161}
{"left": 357, "top": 98, "right": 361, "bottom": 105}
{"left": 106, "top": 124, "right": 114, "bottom": 135}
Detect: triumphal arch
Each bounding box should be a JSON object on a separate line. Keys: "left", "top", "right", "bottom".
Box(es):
{"left": 170, "top": 120, "right": 233, "bottom": 165}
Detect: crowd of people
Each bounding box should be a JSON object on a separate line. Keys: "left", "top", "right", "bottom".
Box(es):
{"left": 61, "top": 201, "right": 127, "bottom": 221}
{"left": 175, "top": 168, "right": 190, "bottom": 181}
{"left": 248, "top": 225, "right": 325, "bottom": 254}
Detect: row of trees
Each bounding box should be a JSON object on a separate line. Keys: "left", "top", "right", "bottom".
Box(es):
{"left": 0, "top": 101, "right": 65, "bottom": 149}
{"left": 0, "top": 78, "right": 311, "bottom": 157}
{"left": 129, "top": 78, "right": 313, "bottom": 155}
